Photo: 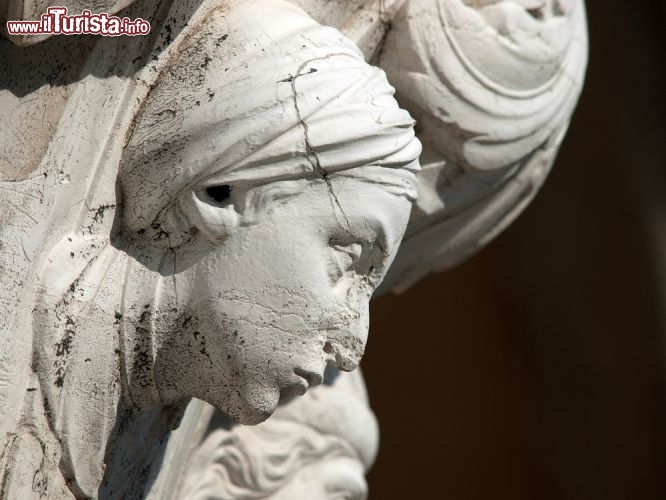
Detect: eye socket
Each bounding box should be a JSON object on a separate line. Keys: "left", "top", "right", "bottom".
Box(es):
{"left": 205, "top": 184, "right": 232, "bottom": 204}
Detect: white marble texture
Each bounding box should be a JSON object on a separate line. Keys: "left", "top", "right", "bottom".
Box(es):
{"left": 0, "top": 0, "right": 587, "bottom": 498}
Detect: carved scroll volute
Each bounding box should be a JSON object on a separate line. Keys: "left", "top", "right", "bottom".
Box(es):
{"left": 378, "top": 0, "right": 588, "bottom": 291}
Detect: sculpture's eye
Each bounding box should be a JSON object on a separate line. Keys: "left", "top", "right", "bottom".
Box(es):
{"left": 205, "top": 184, "right": 232, "bottom": 204}
{"left": 188, "top": 184, "right": 242, "bottom": 237}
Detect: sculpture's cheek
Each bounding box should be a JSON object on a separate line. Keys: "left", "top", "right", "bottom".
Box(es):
{"left": 164, "top": 276, "right": 370, "bottom": 422}
{"left": 155, "top": 285, "right": 334, "bottom": 423}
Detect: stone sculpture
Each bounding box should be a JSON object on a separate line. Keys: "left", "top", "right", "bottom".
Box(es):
{"left": 376, "top": 0, "right": 589, "bottom": 290}
{"left": 0, "top": 0, "right": 588, "bottom": 498}
{"left": 0, "top": 1, "right": 419, "bottom": 496}
{"left": 173, "top": 369, "right": 376, "bottom": 500}
{"left": 173, "top": 2, "right": 589, "bottom": 498}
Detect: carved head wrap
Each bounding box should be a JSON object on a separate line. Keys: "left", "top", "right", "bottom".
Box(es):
{"left": 121, "top": 0, "right": 421, "bottom": 240}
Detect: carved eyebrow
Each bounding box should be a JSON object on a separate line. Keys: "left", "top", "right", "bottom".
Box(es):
{"left": 247, "top": 178, "right": 316, "bottom": 205}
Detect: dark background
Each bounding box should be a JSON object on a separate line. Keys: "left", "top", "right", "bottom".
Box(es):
{"left": 363, "top": 1, "right": 666, "bottom": 498}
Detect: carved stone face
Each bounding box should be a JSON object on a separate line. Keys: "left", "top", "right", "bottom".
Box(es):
{"left": 153, "top": 175, "right": 412, "bottom": 424}
{"left": 115, "top": 0, "right": 420, "bottom": 425}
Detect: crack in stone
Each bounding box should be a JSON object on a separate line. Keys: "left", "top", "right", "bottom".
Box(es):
{"left": 286, "top": 57, "right": 353, "bottom": 233}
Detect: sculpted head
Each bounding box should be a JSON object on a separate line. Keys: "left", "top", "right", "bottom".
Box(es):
{"left": 184, "top": 415, "right": 371, "bottom": 500}
{"left": 182, "top": 369, "right": 378, "bottom": 500}
{"left": 118, "top": 1, "right": 420, "bottom": 423}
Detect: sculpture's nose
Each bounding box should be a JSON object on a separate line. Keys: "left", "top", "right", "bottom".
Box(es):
{"left": 323, "top": 329, "right": 366, "bottom": 372}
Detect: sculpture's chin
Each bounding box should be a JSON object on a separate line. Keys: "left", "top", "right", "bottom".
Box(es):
{"left": 212, "top": 385, "right": 281, "bottom": 426}
{"left": 230, "top": 405, "right": 273, "bottom": 426}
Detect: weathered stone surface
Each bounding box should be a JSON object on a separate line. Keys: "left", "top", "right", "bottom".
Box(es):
{"left": 0, "top": 0, "right": 587, "bottom": 498}
{"left": 168, "top": 369, "right": 377, "bottom": 500}
{"left": 378, "top": 0, "right": 589, "bottom": 290}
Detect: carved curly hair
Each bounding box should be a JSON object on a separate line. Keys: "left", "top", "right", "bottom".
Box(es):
{"left": 182, "top": 419, "right": 359, "bottom": 499}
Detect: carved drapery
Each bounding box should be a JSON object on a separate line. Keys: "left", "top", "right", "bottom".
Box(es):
{"left": 0, "top": 0, "right": 587, "bottom": 498}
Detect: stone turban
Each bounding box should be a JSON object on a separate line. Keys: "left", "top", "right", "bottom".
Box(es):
{"left": 121, "top": 0, "right": 421, "bottom": 241}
